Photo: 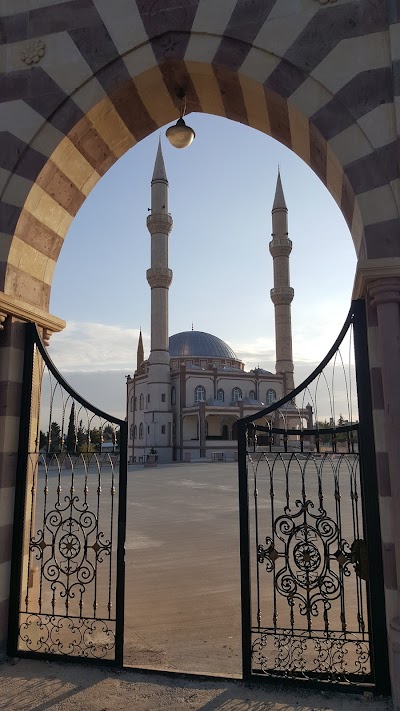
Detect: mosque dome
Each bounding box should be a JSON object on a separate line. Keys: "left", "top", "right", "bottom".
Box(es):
{"left": 169, "top": 331, "right": 238, "bottom": 359}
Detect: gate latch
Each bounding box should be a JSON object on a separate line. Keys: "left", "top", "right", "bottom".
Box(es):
{"left": 350, "top": 538, "right": 369, "bottom": 581}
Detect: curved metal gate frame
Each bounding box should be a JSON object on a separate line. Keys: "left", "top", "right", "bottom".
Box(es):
{"left": 237, "top": 300, "right": 390, "bottom": 693}
{"left": 8, "top": 322, "right": 127, "bottom": 666}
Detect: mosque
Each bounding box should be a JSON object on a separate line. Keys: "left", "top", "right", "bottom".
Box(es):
{"left": 126, "top": 142, "right": 311, "bottom": 464}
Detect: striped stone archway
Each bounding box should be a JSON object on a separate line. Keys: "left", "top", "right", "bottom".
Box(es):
{"left": 1, "top": 0, "right": 400, "bottom": 703}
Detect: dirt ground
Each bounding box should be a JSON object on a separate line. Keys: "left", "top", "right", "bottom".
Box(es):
{"left": 0, "top": 657, "right": 393, "bottom": 711}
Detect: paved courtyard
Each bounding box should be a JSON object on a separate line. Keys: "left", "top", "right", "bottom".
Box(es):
{"left": 124, "top": 462, "right": 242, "bottom": 676}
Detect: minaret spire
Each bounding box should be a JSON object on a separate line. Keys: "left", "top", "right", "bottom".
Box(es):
{"left": 152, "top": 137, "right": 168, "bottom": 184}
{"left": 136, "top": 329, "right": 144, "bottom": 370}
{"left": 269, "top": 170, "right": 294, "bottom": 395}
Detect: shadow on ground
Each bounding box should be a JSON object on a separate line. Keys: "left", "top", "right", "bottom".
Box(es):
{"left": 0, "top": 659, "right": 392, "bottom": 711}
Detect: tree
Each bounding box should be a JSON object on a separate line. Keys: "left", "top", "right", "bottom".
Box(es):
{"left": 49, "top": 421, "right": 61, "bottom": 452}
{"left": 39, "top": 430, "right": 47, "bottom": 450}
{"left": 76, "top": 419, "right": 86, "bottom": 452}
{"left": 66, "top": 402, "right": 76, "bottom": 453}
{"left": 103, "top": 424, "right": 114, "bottom": 442}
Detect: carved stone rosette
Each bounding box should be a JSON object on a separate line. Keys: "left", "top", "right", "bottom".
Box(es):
{"left": 146, "top": 213, "right": 173, "bottom": 235}
{"left": 146, "top": 267, "right": 173, "bottom": 288}
{"left": 270, "top": 286, "right": 294, "bottom": 305}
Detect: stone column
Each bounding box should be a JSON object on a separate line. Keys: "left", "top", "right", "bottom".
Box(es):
{"left": 369, "top": 277, "right": 400, "bottom": 706}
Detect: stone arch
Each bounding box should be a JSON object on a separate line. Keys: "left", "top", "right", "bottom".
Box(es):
{"left": 1, "top": 11, "right": 398, "bottom": 312}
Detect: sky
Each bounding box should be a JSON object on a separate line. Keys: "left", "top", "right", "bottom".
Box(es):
{"left": 48, "top": 113, "right": 357, "bottom": 421}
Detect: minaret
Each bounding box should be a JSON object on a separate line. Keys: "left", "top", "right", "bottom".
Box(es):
{"left": 136, "top": 329, "right": 144, "bottom": 370}
{"left": 145, "top": 140, "right": 174, "bottom": 462}
{"left": 269, "top": 170, "right": 295, "bottom": 395}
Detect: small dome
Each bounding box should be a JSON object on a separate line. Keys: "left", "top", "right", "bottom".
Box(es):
{"left": 169, "top": 331, "right": 238, "bottom": 359}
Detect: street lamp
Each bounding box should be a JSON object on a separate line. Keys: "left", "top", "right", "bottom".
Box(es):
{"left": 166, "top": 88, "right": 195, "bottom": 149}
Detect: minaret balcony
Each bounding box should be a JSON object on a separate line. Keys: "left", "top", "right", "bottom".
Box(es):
{"left": 147, "top": 212, "right": 173, "bottom": 235}
{"left": 269, "top": 236, "right": 292, "bottom": 257}
{"left": 146, "top": 267, "right": 173, "bottom": 288}
{"left": 270, "top": 286, "right": 294, "bottom": 305}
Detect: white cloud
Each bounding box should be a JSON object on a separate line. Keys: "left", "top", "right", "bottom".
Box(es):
{"left": 50, "top": 321, "right": 150, "bottom": 373}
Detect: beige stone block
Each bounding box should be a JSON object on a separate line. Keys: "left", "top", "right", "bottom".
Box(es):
{"left": 185, "top": 34, "right": 223, "bottom": 64}
{"left": 350, "top": 201, "right": 365, "bottom": 257}
{"left": 0, "top": 487, "right": 15, "bottom": 528}
{"left": 328, "top": 123, "right": 372, "bottom": 166}
{"left": 290, "top": 76, "right": 333, "bottom": 118}
{"left": 357, "top": 184, "right": 399, "bottom": 227}
{"left": 326, "top": 144, "right": 343, "bottom": 204}
{"left": 254, "top": 10, "right": 318, "bottom": 58}
{"left": 239, "top": 75, "right": 271, "bottom": 135}
{"left": 8, "top": 237, "right": 48, "bottom": 283}
{"left": 0, "top": 561, "right": 11, "bottom": 603}
{"left": 0, "top": 415, "right": 20, "bottom": 454}
{"left": 134, "top": 66, "right": 177, "bottom": 128}
{"left": 44, "top": 258, "right": 56, "bottom": 287}
{"left": 123, "top": 44, "right": 157, "bottom": 80}
{"left": 112, "top": 134, "right": 136, "bottom": 160}
{"left": 57, "top": 210, "right": 74, "bottom": 237}
{"left": 0, "top": 346, "right": 24, "bottom": 384}
{"left": 88, "top": 99, "right": 136, "bottom": 153}
{"left": 288, "top": 103, "right": 310, "bottom": 165}
{"left": 93, "top": 0, "right": 148, "bottom": 53}
{"left": 312, "top": 32, "right": 389, "bottom": 94}
{"left": 185, "top": 61, "right": 226, "bottom": 118}
{"left": 191, "top": 0, "right": 238, "bottom": 33}
{"left": 51, "top": 138, "right": 100, "bottom": 196}
{"left": 1, "top": 171, "right": 33, "bottom": 208}
{"left": 240, "top": 47, "right": 280, "bottom": 84}
{"left": 24, "top": 184, "right": 70, "bottom": 234}
{"left": 357, "top": 103, "right": 397, "bottom": 149}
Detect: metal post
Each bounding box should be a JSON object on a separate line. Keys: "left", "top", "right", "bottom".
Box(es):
{"left": 115, "top": 420, "right": 128, "bottom": 667}
{"left": 237, "top": 419, "right": 252, "bottom": 680}
{"left": 352, "top": 298, "right": 391, "bottom": 694}
{"left": 7, "top": 322, "right": 35, "bottom": 656}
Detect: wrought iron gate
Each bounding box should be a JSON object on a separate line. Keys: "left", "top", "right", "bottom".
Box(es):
{"left": 8, "top": 323, "right": 127, "bottom": 665}
{"left": 238, "top": 300, "right": 390, "bottom": 693}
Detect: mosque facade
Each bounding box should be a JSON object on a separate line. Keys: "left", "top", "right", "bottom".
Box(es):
{"left": 126, "top": 143, "right": 311, "bottom": 464}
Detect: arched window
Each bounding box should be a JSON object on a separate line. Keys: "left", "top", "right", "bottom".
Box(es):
{"left": 129, "top": 423, "right": 134, "bottom": 439}
{"left": 195, "top": 385, "right": 206, "bottom": 403}
{"left": 134, "top": 425, "right": 137, "bottom": 439}
{"left": 130, "top": 396, "right": 134, "bottom": 412}
{"left": 217, "top": 388, "right": 224, "bottom": 402}
{"left": 171, "top": 387, "right": 176, "bottom": 405}
{"left": 139, "top": 394, "right": 144, "bottom": 409}
{"left": 139, "top": 423, "right": 144, "bottom": 439}
{"left": 232, "top": 387, "right": 242, "bottom": 402}
{"left": 267, "top": 388, "right": 277, "bottom": 405}
{"left": 249, "top": 390, "right": 256, "bottom": 401}
{"left": 134, "top": 397, "right": 137, "bottom": 411}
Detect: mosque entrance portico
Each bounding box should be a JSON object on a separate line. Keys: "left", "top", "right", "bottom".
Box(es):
{"left": 1, "top": 0, "right": 400, "bottom": 703}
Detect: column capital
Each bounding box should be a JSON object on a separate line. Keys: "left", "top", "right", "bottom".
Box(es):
{"left": 368, "top": 277, "right": 400, "bottom": 307}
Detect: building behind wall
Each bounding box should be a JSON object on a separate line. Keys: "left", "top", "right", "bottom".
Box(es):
{"left": 126, "top": 142, "right": 311, "bottom": 464}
